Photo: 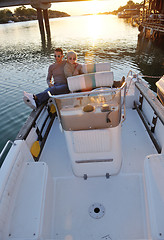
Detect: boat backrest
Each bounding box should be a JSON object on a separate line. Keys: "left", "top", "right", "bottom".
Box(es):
{"left": 67, "top": 71, "right": 114, "bottom": 92}
{"left": 81, "top": 62, "right": 111, "bottom": 74}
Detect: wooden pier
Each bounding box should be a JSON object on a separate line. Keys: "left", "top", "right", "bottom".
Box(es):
{"left": 138, "top": 0, "right": 164, "bottom": 42}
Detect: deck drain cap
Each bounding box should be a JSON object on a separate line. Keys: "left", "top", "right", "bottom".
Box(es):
{"left": 89, "top": 203, "right": 105, "bottom": 219}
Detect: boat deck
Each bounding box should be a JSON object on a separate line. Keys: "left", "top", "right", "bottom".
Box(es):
{"left": 40, "top": 108, "right": 156, "bottom": 177}
{"left": 38, "top": 108, "right": 157, "bottom": 239}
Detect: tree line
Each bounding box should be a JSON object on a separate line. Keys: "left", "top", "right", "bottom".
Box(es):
{"left": 111, "top": 0, "right": 144, "bottom": 15}
{"left": 0, "top": 6, "right": 70, "bottom": 23}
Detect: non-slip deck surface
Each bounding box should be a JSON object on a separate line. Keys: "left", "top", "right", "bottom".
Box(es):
{"left": 52, "top": 175, "right": 146, "bottom": 240}
{"left": 38, "top": 108, "right": 157, "bottom": 239}
{"left": 40, "top": 108, "right": 157, "bottom": 177}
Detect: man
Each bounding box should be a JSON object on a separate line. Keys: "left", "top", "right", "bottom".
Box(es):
{"left": 23, "top": 48, "right": 69, "bottom": 109}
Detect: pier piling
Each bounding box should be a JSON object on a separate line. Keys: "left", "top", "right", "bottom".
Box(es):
{"left": 43, "top": 9, "right": 51, "bottom": 41}
{"left": 31, "top": 1, "right": 51, "bottom": 43}
{"left": 37, "top": 8, "right": 46, "bottom": 44}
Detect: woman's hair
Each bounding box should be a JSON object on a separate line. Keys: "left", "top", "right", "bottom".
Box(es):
{"left": 67, "top": 50, "right": 77, "bottom": 59}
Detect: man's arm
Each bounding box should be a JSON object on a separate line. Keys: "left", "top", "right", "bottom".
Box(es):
{"left": 46, "top": 65, "right": 54, "bottom": 87}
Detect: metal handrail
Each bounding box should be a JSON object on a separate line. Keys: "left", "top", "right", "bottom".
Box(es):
{"left": 0, "top": 140, "right": 16, "bottom": 160}
{"left": 121, "top": 82, "right": 127, "bottom": 123}
{"left": 135, "top": 81, "right": 164, "bottom": 125}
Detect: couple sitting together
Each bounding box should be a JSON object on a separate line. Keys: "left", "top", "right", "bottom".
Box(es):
{"left": 23, "top": 48, "right": 83, "bottom": 109}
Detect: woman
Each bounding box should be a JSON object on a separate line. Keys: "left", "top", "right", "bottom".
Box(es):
{"left": 64, "top": 50, "right": 83, "bottom": 78}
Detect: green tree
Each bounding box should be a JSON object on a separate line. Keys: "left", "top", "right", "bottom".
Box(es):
{"left": 0, "top": 9, "right": 12, "bottom": 18}
{"left": 0, "top": 9, "right": 13, "bottom": 23}
{"left": 126, "top": 1, "right": 136, "bottom": 9}
{"left": 26, "top": 8, "right": 37, "bottom": 17}
{"left": 14, "top": 6, "right": 27, "bottom": 17}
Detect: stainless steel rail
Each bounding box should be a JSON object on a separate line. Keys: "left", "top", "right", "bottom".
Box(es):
{"left": 0, "top": 140, "right": 16, "bottom": 160}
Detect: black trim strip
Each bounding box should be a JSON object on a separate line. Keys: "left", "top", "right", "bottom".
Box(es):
{"left": 34, "top": 113, "right": 56, "bottom": 161}
{"left": 76, "top": 159, "right": 113, "bottom": 163}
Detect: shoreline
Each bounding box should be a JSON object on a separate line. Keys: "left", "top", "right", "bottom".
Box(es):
{"left": 0, "top": 9, "right": 70, "bottom": 24}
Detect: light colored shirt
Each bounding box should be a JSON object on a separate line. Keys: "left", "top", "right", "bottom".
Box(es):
{"left": 64, "top": 62, "right": 83, "bottom": 78}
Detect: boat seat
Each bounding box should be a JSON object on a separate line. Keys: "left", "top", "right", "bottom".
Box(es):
{"left": 54, "top": 89, "right": 122, "bottom": 177}
{"left": 81, "top": 62, "right": 111, "bottom": 74}
{"left": 53, "top": 71, "right": 123, "bottom": 177}
{"left": 67, "top": 71, "right": 114, "bottom": 92}
{"left": 8, "top": 162, "right": 54, "bottom": 239}
{"left": 144, "top": 154, "right": 164, "bottom": 239}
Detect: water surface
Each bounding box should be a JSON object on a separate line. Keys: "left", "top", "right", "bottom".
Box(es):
{"left": 0, "top": 15, "right": 164, "bottom": 161}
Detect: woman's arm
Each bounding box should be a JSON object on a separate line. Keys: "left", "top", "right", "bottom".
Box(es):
{"left": 73, "top": 63, "right": 83, "bottom": 76}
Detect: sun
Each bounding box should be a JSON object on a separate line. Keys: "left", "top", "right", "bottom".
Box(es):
{"left": 90, "top": 0, "right": 102, "bottom": 14}
{"left": 79, "top": 0, "right": 105, "bottom": 15}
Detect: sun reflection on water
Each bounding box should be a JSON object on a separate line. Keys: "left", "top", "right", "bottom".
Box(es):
{"left": 87, "top": 15, "right": 102, "bottom": 46}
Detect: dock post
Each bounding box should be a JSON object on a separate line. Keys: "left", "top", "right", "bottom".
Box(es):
{"left": 31, "top": 1, "right": 51, "bottom": 43}
{"left": 37, "top": 8, "right": 46, "bottom": 44}
{"left": 43, "top": 9, "right": 51, "bottom": 41}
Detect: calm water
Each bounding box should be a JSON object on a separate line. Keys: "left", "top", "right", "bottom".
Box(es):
{"left": 0, "top": 14, "right": 164, "bottom": 161}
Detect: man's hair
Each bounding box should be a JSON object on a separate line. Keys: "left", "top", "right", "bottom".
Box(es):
{"left": 55, "top": 48, "right": 63, "bottom": 55}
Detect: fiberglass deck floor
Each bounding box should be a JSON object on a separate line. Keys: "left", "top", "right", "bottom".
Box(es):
{"left": 40, "top": 108, "right": 157, "bottom": 178}
{"left": 39, "top": 108, "right": 157, "bottom": 239}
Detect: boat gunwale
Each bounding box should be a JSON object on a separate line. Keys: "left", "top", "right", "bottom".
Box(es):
{"left": 15, "top": 103, "right": 47, "bottom": 141}
{"left": 135, "top": 81, "right": 164, "bottom": 125}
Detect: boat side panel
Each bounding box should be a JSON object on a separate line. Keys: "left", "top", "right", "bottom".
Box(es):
{"left": 0, "top": 140, "right": 33, "bottom": 239}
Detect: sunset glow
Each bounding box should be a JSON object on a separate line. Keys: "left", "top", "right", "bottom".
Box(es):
{"left": 51, "top": 0, "right": 143, "bottom": 16}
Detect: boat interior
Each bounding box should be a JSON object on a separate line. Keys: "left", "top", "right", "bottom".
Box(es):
{"left": 0, "top": 63, "right": 164, "bottom": 240}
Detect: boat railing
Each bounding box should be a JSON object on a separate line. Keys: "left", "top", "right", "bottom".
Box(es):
{"left": 125, "top": 70, "right": 164, "bottom": 154}
{"left": 125, "top": 69, "right": 139, "bottom": 95}
{"left": 0, "top": 102, "right": 57, "bottom": 164}
{"left": 134, "top": 80, "right": 164, "bottom": 153}
{"left": 0, "top": 140, "right": 16, "bottom": 162}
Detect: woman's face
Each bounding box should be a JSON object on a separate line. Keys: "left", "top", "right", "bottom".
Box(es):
{"left": 67, "top": 54, "right": 77, "bottom": 64}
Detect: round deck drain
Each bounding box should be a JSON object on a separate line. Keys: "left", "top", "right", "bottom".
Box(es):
{"left": 89, "top": 203, "right": 105, "bottom": 219}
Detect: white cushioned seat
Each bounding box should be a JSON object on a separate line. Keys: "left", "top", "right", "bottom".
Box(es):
{"left": 82, "top": 62, "right": 111, "bottom": 73}
{"left": 67, "top": 71, "right": 114, "bottom": 92}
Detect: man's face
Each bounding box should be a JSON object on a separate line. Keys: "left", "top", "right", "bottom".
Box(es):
{"left": 54, "top": 51, "right": 63, "bottom": 63}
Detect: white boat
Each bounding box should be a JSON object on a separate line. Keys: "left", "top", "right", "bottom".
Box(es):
{"left": 0, "top": 63, "right": 164, "bottom": 240}
{"left": 156, "top": 76, "right": 164, "bottom": 105}
{"left": 118, "top": 9, "right": 140, "bottom": 18}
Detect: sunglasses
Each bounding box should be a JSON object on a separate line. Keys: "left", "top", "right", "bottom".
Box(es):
{"left": 55, "top": 55, "right": 62, "bottom": 58}
{"left": 69, "top": 57, "right": 76, "bottom": 60}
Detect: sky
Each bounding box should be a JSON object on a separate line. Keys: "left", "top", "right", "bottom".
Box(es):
{"left": 4, "top": 0, "right": 143, "bottom": 16}
{"left": 50, "top": 0, "right": 143, "bottom": 16}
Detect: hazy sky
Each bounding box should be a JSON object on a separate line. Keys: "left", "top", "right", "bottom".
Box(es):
{"left": 5, "top": 0, "right": 143, "bottom": 16}
{"left": 50, "top": 0, "right": 143, "bottom": 16}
